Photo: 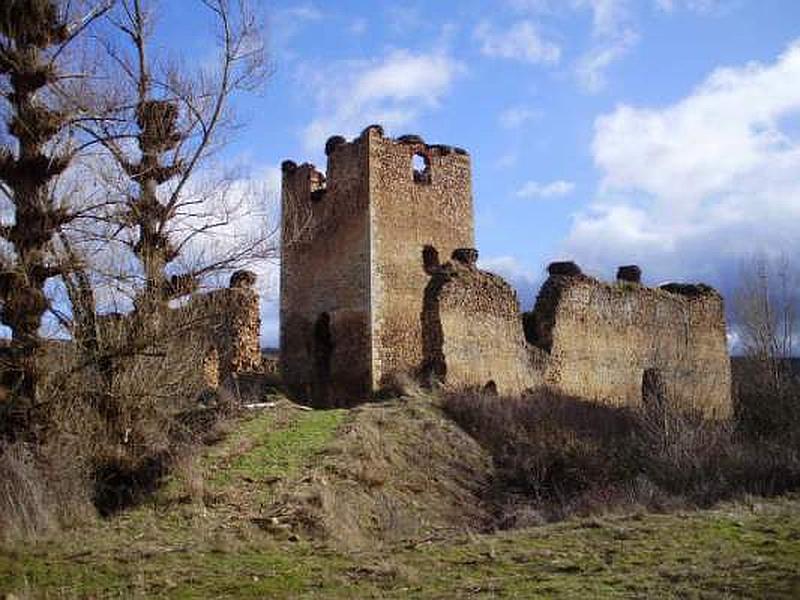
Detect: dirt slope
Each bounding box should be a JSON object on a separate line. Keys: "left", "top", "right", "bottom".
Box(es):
{"left": 264, "top": 396, "right": 495, "bottom": 547}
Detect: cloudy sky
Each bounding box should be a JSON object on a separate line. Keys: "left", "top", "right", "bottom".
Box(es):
{"left": 152, "top": 0, "right": 799, "bottom": 346}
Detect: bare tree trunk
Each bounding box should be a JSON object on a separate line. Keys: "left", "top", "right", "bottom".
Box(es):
{"left": 0, "top": 1, "right": 110, "bottom": 438}
{"left": 0, "top": 2, "right": 71, "bottom": 418}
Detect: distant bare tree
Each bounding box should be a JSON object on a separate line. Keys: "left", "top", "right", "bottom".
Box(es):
{"left": 0, "top": 0, "right": 111, "bottom": 429}
{"left": 733, "top": 254, "right": 799, "bottom": 437}
{"left": 734, "top": 254, "right": 798, "bottom": 384}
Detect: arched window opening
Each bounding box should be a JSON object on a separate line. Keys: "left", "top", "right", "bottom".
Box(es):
{"left": 413, "top": 153, "right": 431, "bottom": 184}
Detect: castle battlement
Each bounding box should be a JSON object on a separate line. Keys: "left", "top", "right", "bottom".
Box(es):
{"left": 281, "top": 126, "right": 472, "bottom": 247}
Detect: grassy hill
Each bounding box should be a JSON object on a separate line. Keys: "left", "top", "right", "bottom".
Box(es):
{"left": 1, "top": 394, "right": 799, "bottom": 598}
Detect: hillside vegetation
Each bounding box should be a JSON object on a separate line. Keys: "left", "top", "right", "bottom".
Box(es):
{"left": 2, "top": 391, "right": 800, "bottom": 598}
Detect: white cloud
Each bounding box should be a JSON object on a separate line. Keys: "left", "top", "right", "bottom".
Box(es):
{"left": 573, "top": 0, "right": 631, "bottom": 36}
{"left": 179, "top": 166, "right": 280, "bottom": 270}
{"left": 282, "top": 3, "right": 323, "bottom": 21}
{"left": 271, "top": 3, "right": 325, "bottom": 57}
{"left": 565, "top": 40, "right": 800, "bottom": 288}
{"left": 576, "top": 28, "right": 638, "bottom": 92}
{"left": 517, "top": 179, "right": 576, "bottom": 199}
{"left": 656, "top": 0, "right": 719, "bottom": 13}
{"left": 499, "top": 106, "right": 541, "bottom": 129}
{"left": 572, "top": 0, "right": 638, "bottom": 92}
{"left": 300, "top": 50, "right": 464, "bottom": 152}
{"left": 474, "top": 20, "right": 561, "bottom": 65}
{"left": 593, "top": 43, "right": 800, "bottom": 201}
{"left": 503, "top": 0, "right": 721, "bottom": 92}
{"left": 177, "top": 165, "right": 282, "bottom": 346}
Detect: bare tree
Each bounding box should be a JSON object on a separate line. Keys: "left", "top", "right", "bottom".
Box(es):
{"left": 0, "top": 0, "right": 111, "bottom": 428}
{"left": 733, "top": 254, "right": 799, "bottom": 437}
{"left": 733, "top": 254, "right": 798, "bottom": 386}
{"left": 26, "top": 0, "right": 278, "bottom": 439}
{"left": 80, "top": 0, "right": 271, "bottom": 321}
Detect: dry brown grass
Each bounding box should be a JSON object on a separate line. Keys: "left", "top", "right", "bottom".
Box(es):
{"left": 0, "top": 309, "right": 246, "bottom": 542}
{"left": 0, "top": 436, "right": 95, "bottom": 545}
{"left": 0, "top": 442, "right": 54, "bottom": 542}
{"left": 264, "top": 397, "right": 494, "bottom": 548}
{"left": 442, "top": 386, "right": 800, "bottom": 525}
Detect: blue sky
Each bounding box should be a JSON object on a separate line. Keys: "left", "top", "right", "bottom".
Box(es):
{"left": 152, "top": 0, "right": 800, "bottom": 346}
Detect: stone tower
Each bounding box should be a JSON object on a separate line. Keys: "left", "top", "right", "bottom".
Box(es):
{"left": 280, "top": 125, "right": 474, "bottom": 405}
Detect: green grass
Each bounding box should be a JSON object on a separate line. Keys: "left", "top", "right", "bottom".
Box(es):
{"left": 2, "top": 401, "right": 799, "bottom": 599}
{"left": 206, "top": 407, "right": 345, "bottom": 487}
{"left": 2, "top": 498, "right": 799, "bottom": 598}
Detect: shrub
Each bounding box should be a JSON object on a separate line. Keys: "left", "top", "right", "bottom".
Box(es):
{"left": 0, "top": 334, "right": 240, "bottom": 541}
{"left": 0, "top": 435, "right": 94, "bottom": 544}
{"left": 0, "top": 442, "right": 54, "bottom": 542}
{"left": 442, "top": 386, "right": 800, "bottom": 526}
{"left": 733, "top": 357, "right": 800, "bottom": 441}
{"left": 634, "top": 397, "right": 800, "bottom": 506}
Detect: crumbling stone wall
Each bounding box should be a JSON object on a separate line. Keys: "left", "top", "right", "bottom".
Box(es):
{"left": 84, "top": 270, "right": 261, "bottom": 402}
{"left": 422, "top": 249, "right": 542, "bottom": 395}
{"left": 525, "top": 264, "right": 732, "bottom": 417}
{"left": 279, "top": 127, "right": 473, "bottom": 404}
{"left": 367, "top": 129, "right": 474, "bottom": 387}
{"left": 280, "top": 127, "right": 732, "bottom": 416}
{"left": 280, "top": 136, "right": 372, "bottom": 405}
{"left": 158, "top": 270, "right": 261, "bottom": 396}
{"left": 139, "top": 271, "right": 261, "bottom": 398}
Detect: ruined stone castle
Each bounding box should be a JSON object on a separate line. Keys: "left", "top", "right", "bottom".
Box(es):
{"left": 280, "top": 125, "right": 732, "bottom": 416}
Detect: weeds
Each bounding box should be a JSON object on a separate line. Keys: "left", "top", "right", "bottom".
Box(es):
{"left": 443, "top": 384, "right": 800, "bottom": 526}
{"left": 734, "top": 357, "right": 800, "bottom": 441}
{"left": 0, "top": 354, "right": 237, "bottom": 541}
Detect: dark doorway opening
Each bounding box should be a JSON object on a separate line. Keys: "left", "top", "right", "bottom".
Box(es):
{"left": 312, "top": 313, "right": 334, "bottom": 406}
{"left": 642, "top": 368, "right": 666, "bottom": 409}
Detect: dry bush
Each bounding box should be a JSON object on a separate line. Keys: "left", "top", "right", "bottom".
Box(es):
{"left": 633, "top": 397, "right": 800, "bottom": 506}
{"left": 734, "top": 357, "right": 800, "bottom": 441}
{"left": 0, "top": 437, "right": 93, "bottom": 545}
{"left": 443, "top": 386, "right": 800, "bottom": 526}
{"left": 0, "top": 308, "right": 241, "bottom": 539}
{"left": 171, "top": 454, "right": 208, "bottom": 506}
{"left": 443, "top": 390, "right": 639, "bottom": 522}
{"left": 731, "top": 254, "right": 799, "bottom": 440}
{"left": 0, "top": 442, "right": 54, "bottom": 543}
